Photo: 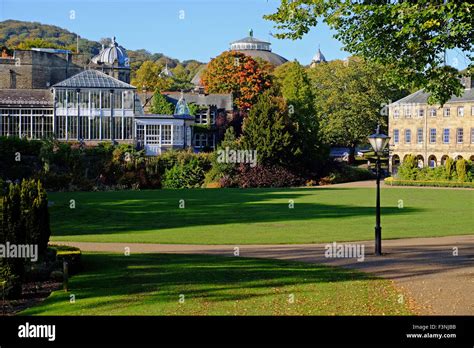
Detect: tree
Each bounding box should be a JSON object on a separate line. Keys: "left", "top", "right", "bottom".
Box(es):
{"left": 273, "top": 61, "right": 324, "bottom": 169}
{"left": 265, "top": 1, "right": 473, "bottom": 105}
{"left": 241, "top": 91, "right": 293, "bottom": 166}
{"left": 16, "top": 38, "right": 62, "bottom": 50}
{"left": 201, "top": 51, "right": 272, "bottom": 110}
{"left": 131, "top": 61, "right": 160, "bottom": 92}
{"left": 150, "top": 92, "right": 174, "bottom": 115}
{"left": 132, "top": 61, "right": 173, "bottom": 93}
{"left": 308, "top": 57, "right": 406, "bottom": 160}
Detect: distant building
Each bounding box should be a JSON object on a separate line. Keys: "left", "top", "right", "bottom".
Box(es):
{"left": 388, "top": 75, "right": 474, "bottom": 173}
{"left": 89, "top": 37, "right": 131, "bottom": 84}
{"left": 135, "top": 93, "right": 195, "bottom": 155}
{"left": 138, "top": 90, "right": 233, "bottom": 151}
{"left": 191, "top": 29, "right": 288, "bottom": 89}
{"left": 0, "top": 48, "right": 83, "bottom": 89}
{"left": 310, "top": 47, "right": 327, "bottom": 67}
{"left": 0, "top": 36, "right": 233, "bottom": 155}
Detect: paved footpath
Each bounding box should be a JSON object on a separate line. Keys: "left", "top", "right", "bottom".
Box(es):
{"left": 57, "top": 234, "right": 474, "bottom": 315}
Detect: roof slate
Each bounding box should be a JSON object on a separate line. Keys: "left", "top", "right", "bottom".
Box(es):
{"left": 0, "top": 89, "right": 53, "bottom": 107}
{"left": 390, "top": 88, "right": 474, "bottom": 105}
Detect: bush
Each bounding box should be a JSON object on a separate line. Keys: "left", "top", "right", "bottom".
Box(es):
{"left": 456, "top": 159, "right": 468, "bottom": 182}
{"left": 162, "top": 157, "right": 207, "bottom": 188}
{"left": 397, "top": 154, "right": 418, "bottom": 180}
{"left": 0, "top": 179, "right": 51, "bottom": 298}
{"left": 384, "top": 177, "right": 474, "bottom": 188}
{"left": 221, "top": 164, "right": 304, "bottom": 188}
{"left": 445, "top": 157, "right": 455, "bottom": 179}
{"left": 319, "top": 163, "right": 374, "bottom": 185}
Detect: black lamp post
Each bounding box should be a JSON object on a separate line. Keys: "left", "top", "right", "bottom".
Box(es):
{"left": 367, "top": 126, "right": 390, "bottom": 256}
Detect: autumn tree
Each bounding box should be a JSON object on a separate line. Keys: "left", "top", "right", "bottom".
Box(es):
{"left": 265, "top": 1, "right": 473, "bottom": 105}
{"left": 308, "top": 57, "right": 407, "bottom": 160}
{"left": 131, "top": 61, "right": 172, "bottom": 92}
{"left": 200, "top": 51, "right": 272, "bottom": 110}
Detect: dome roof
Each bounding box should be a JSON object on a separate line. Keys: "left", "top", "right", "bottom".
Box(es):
{"left": 229, "top": 29, "right": 288, "bottom": 66}
{"left": 91, "top": 37, "right": 129, "bottom": 68}
{"left": 233, "top": 49, "right": 288, "bottom": 66}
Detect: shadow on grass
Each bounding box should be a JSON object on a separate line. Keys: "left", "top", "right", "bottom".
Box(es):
{"left": 49, "top": 188, "right": 423, "bottom": 237}
{"left": 21, "top": 253, "right": 383, "bottom": 315}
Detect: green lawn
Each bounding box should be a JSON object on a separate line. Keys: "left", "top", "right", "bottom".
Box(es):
{"left": 21, "top": 253, "right": 412, "bottom": 315}
{"left": 49, "top": 187, "right": 474, "bottom": 244}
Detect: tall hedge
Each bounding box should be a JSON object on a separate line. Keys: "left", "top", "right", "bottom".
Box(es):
{"left": 0, "top": 179, "right": 51, "bottom": 298}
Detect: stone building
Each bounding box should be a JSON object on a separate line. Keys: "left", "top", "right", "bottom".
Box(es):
{"left": 0, "top": 48, "right": 83, "bottom": 89}
{"left": 89, "top": 37, "right": 131, "bottom": 84}
{"left": 388, "top": 75, "right": 474, "bottom": 173}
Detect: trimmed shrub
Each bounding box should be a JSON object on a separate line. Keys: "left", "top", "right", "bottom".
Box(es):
{"left": 224, "top": 164, "right": 304, "bottom": 188}
{"left": 445, "top": 157, "right": 455, "bottom": 179}
{"left": 384, "top": 177, "right": 474, "bottom": 188}
{"left": 456, "top": 159, "right": 468, "bottom": 182}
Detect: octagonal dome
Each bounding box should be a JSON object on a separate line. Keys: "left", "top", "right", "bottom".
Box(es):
{"left": 91, "top": 37, "right": 129, "bottom": 67}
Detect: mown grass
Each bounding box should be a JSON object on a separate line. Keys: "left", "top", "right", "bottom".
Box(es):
{"left": 48, "top": 187, "right": 473, "bottom": 244}
{"left": 21, "top": 253, "right": 413, "bottom": 316}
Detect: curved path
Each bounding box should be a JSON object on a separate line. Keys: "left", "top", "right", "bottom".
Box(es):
{"left": 56, "top": 234, "right": 474, "bottom": 315}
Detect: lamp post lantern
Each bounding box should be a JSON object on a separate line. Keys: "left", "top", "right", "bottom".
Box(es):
{"left": 367, "top": 126, "right": 390, "bottom": 256}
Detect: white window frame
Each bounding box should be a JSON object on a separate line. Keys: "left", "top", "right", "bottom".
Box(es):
{"left": 443, "top": 128, "right": 450, "bottom": 144}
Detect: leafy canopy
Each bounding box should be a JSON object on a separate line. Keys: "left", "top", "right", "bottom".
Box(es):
{"left": 265, "top": 1, "right": 473, "bottom": 105}
{"left": 308, "top": 57, "right": 407, "bottom": 150}
{"left": 201, "top": 51, "right": 272, "bottom": 110}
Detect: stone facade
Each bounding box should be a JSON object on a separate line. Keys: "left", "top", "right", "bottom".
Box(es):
{"left": 0, "top": 49, "right": 83, "bottom": 89}
{"left": 388, "top": 80, "right": 474, "bottom": 173}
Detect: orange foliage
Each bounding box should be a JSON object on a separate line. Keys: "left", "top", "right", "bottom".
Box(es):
{"left": 200, "top": 51, "right": 272, "bottom": 110}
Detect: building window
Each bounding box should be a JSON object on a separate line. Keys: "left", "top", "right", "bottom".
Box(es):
{"left": 404, "top": 107, "right": 411, "bottom": 118}
{"left": 161, "top": 124, "right": 172, "bottom": 144}
{"left": 471, "top": 106, "right": 474, "bottom": 116}
{"left": 429, "top": 108, "right": 437, "bottom": 117}
{"left": 457, "top": 128, "right": 463, "bottom": 144}
{"left": 417, "top": 128, "right": 423, "bottom": 144}
{"left": 429, "top": 128, "right": 437, "bottom": 144}
{"left": 443, "top": 128, "right": 450, "bottom": 144}
{"left": 195, "top": 109, "right": 208, "bottom": 124}
{"left": 405, "top": 129, "right": 411, "bottom": 143}
{"left": 471, "top": 128, "right": 474, "bottom": 144}
{"left": 393, "top": 109, "right": 399, "bottom": 118}
{"left": 443, "top": 107, "right": 450, "bottom": 117}
{"left": 194, "top": 133, "right": 208, "bottom": 148}
{"left": 418, "top": 109, "right": 424, "bottom": 117}
{"left": 458, "top": 106, "right": 464, "bottom": 117}
{"left": 393, "top": 129, "right": 399, "bottom": 144}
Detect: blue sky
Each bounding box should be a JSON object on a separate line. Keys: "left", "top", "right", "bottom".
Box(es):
{"left": 0, "top": 0, "right": 470, "bottom": 69}
{"left": 0, "top": 0, "right": 347, "bottom": 63}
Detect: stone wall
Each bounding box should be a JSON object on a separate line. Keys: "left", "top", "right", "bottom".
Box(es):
{"left": 0, "top": 50, "right": 83, "bottom": 89}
